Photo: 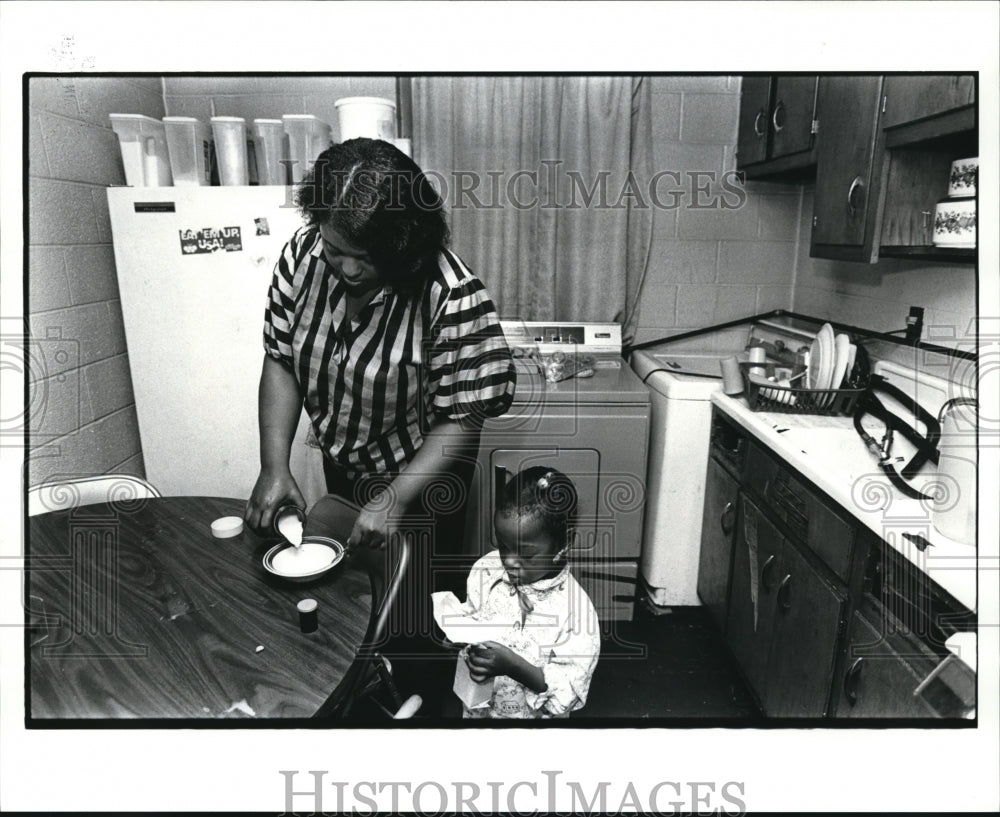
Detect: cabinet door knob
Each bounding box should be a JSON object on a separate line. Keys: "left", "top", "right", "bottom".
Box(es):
{"left": 754, "top": 108, "right": 766, "bottom": 138}
{"left": 777, "top": 573, "right": 792, "bottom": 610}
{"left": 847, "top": 175, "right": 865, "bottom": 217}
{"left": 844, "top": 657, "right": 864, "bottom": 706}
{"left": 720, "top": 501, "right": 735, "bottom": 535}
{"left": 772, "top": 100, "right": 786, "bottom": 133}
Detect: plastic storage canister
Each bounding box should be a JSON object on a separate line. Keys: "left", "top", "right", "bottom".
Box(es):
{"left": 335, "top": 97, "right": 397, "bottom": 141}
{"left": 210, "top": 116, "right": 249, "bottom": 186}
{"left": 163, "top": 117, "right": 212, "bottom": 186}
{"left": 282, "top": 115, "right": 331, "bottom": 184}
{"left": 253, "top": 119, "right": 288, "bottom": 185}
{"left": 109, "top": 114, "right": 173, "bottom": 187}
{"left": 932, "top": 399, "right": 977, "bottom": 545}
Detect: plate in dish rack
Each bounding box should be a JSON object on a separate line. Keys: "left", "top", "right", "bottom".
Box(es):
{"left": 807, "top": 323, "right": 835, "bottom": 391}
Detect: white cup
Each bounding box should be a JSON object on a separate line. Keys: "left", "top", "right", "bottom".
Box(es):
{"left": 210, "top": 116, "right": 249, "bottom": 186}
{"left": 720, "top": 356, "right": 744, "bottom": 395}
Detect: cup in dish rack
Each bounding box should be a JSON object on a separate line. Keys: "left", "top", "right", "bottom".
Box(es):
{"left": 751, "top": 372, "right": 797, "bottom": 407}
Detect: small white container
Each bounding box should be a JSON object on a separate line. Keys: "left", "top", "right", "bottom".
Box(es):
{"left": 947, "top": 156, "right": 978, "bottom": 198}
{"left": 932, "top": 195, "right": 976, "bottom": 248}
{"left": 282, "top": 115, "right": 331, "bottom": 183}
{"left": 253, "top": 118, "right": 288, "bottom": 185}
{"left": 335, "top": 96, "right": 397, "bottom": 141}
{"left": 109, "top": 114, "right": 173, "bottom": 187}
{"left": 163, "top": 116, "right": 212, "bottom": 186}
{"left": 210, "top": 117, "right": 249, "bottom": 186}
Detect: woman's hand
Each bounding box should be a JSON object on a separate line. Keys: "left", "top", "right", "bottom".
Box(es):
{"left": 347, "top": 503, "right": 390, "bottom": 549}
{"left": 245, "top": 468, "right": 305, "bottom": 533}
{"left": 465, "top": 641, "right": 518, "bottom": 682}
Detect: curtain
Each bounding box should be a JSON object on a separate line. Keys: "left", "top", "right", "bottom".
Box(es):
{"left": 412, "top": 76, "right": 653, "bottom": 339}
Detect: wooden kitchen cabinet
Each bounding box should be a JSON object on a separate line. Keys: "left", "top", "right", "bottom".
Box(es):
{"left": 832, "top": 609, "right": 937, "bottom": 718}
{"left": 701, "top": 406, "right": 976, "bottom": 719}
{"left": 736, "top": 76, "right": 771, "bottom": 168}
{"left": 881, "top": 75, "right": 975, "bottom": 136}
{"left": 807, "top": 73, "right": 976, "bottom": 263}
{"left": 770, "top": 76, "right": 819, "bottom": 160}
{"left": 810, "top": 75, "right": 886, "bottom": 262}
{"left": 877, "top": 74, "right": 977, "bottom": 261}
{"left": 762, "top": 539, "right": 846, "bottom": 717}
{"left": 737, "top": 75, "right": 818, "bottom": 178}
{"left": 725, "top": 494, "right": 845, "bottom": 717}
{"left": 696, "top": 456, "right": 740, "bottom": 632}
{"left": 725, "top": 496, "right": 783, "bottom": 700}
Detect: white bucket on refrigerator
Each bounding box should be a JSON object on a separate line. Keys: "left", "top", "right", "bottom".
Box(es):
{"left": 109, "top": 114, "right": 173, "bottom": 187}
{"left": 163, "top": 117, "right": 212, "bottom": 186}
{"left": 253, "top": 118, "right": 288, "bottom": 185}
{"left": 282, "top": 115, "right": 330, "bottom": 183}
{"left": 210, "top": 116, "right": 249, "bottom": 186}
{"left": 334, "top": 97, "right": 396, "bottom": 141}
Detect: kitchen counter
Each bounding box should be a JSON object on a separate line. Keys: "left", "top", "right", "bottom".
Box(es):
{"left": 711, "top": 391, "right": 979, "bottom": 611}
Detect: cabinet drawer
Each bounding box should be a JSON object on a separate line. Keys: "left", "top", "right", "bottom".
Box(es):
{"left": 745, "top": 442, "right": 856, "bottom": 582}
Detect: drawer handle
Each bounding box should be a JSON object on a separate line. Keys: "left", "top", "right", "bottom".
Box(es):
{"left": 760, "top": 554, "right": 778, "bottom": 591}
{"left": 754, "top": 108, "right": 766, "bottom": 137}
{"left": 847, "top": 176, "right": 864, "bottom": 217}
{"left": 720, "top": 501, "right": 735, "bottom": 535}
{"left": 494, "top": 464, "right": 510, "bottom": 510}
{"left": 772, "top": 100, "right": 786, "bottom": 133}
{"left": 844, "top": 657, "right": 863, "bottom": 706}
{"left": 777, "top": 573, "right": 792, "bottom": 610}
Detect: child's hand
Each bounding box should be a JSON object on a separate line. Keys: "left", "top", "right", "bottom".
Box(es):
{"left": 465, "top": 641, "right": 517, "bottom": 682}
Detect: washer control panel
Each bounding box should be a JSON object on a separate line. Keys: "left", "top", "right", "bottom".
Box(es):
{"left": 500, "top": 321, "right": 623, "bottom": 358}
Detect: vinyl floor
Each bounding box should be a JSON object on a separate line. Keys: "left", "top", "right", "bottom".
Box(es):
{"left": 578, "top": 605, "right": 760, "bottom": 720}
{"left": 382, "top": 605, "right": 761, "bottom": 722}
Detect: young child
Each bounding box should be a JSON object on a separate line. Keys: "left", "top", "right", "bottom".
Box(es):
{"left": 456, "top": 466, "right": 600, "bottom": 719}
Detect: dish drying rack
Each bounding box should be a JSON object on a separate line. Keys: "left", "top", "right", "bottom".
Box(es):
{"left": 740, "top": 361, "right": 868, "bottom": 416}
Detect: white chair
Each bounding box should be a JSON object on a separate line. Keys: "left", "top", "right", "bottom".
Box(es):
{"left": 27, "top": 474, "right": 161, "bottom": 516}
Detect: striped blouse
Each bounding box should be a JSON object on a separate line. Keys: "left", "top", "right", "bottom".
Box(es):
{"left": 263, "top": 225, "right": 516, "bottom": 477}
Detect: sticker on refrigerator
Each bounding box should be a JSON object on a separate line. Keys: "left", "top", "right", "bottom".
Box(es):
{"left": 179, "top": 227, "right": 243, "bottom": 255}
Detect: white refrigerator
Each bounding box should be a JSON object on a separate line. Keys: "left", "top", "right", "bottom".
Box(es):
{"left": 107, "top": 186, "right": 326, "bottom": 503}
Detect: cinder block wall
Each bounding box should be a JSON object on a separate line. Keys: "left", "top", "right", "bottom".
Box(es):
{"left": 792, "top": 187, "right": 977, "bottom": 350}
{"left": 632, "top": 76, "right": 799, "bottom": 347}
{"left": 27, "top": 77, "right": 163, "bottom": 487}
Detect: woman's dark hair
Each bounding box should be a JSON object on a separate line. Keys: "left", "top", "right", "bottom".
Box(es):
{"left": 497, "top": 466, "right": 578, "bottom": 548}
{"left": 294, "top": 138, "right": 449, "bottom": 287}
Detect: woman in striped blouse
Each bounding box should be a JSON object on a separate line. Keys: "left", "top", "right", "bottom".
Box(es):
{"left": 245, "top": 138, "right": 516, "bottom": 558}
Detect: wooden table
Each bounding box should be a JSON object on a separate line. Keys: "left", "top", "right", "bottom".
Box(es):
{"left": 27, "top": 496, "right": 372, "bottom": 721}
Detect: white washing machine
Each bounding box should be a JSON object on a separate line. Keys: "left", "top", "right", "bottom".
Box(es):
{"left": 629, "top": 350, "right": 725, "bottom": 606}
{"left": 629, "top": 319, "right": 816, "bottom": 607}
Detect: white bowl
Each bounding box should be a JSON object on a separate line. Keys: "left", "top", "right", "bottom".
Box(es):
{"left": 263, "top": 536, "right": 345, "bottom": 583}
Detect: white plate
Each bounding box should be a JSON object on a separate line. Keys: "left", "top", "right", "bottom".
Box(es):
{"left": 830, "top": 333, "right": 851, "bottom": 390}
{"left": 808, "top": 323, "right": 836, "bottom": 392}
